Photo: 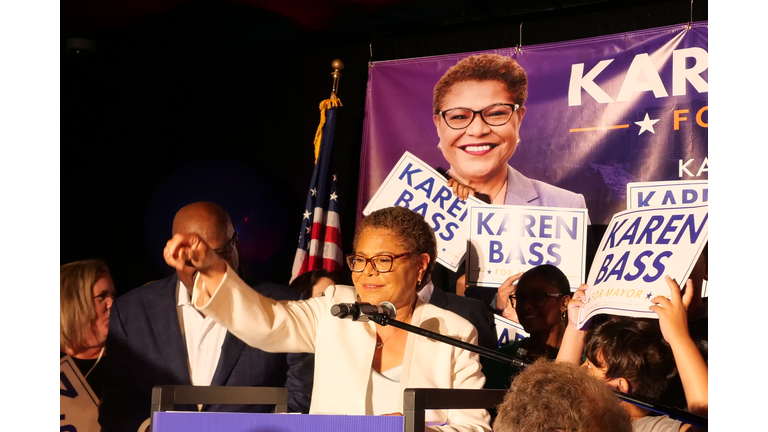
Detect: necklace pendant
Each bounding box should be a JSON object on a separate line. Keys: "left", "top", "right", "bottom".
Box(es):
{"left": 376, "top": 342, "right": 383, "bottom": 349}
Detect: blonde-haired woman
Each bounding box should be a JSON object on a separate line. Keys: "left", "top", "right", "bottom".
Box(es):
{"left": 61, "top": 259, "right": 115, "bottom": 400}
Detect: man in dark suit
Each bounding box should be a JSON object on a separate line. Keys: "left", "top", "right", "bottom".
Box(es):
{"left": 99, "top": 202, "right": 312, "bottom": 432}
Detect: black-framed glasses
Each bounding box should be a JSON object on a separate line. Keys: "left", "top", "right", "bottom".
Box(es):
{"left": 213, "top": 231, "right": 238, "bottom": 257}
{"left": 439, "top": 103, "right": 521, "bottom": 130}
{"left": 509, "top": 292, "right": 564, "bottom": 308}
{"left": 346, "top": 252, "right": 413, "bottom": 273}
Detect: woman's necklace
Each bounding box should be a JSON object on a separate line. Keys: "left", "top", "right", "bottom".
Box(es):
{"left": 375, "top": 309, "right": 413, "bottom": 349}
{"left": 84, "top": 346, "right": 105, "bottom": 379}
{"left": 376, "top": 328, "right": 401, "bottom": 349}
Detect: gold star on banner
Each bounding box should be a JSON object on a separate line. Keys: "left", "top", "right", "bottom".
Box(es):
{"left": 330, "top": 192, "right": 338, "bottom": 201}
{"left": 303, "top": 210, "right": 311, "bottom": 219}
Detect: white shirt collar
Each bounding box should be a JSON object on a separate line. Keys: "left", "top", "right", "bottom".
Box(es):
{"left": 177, "top": 279, "right": 192, "bottom": 307}
{"left": 175, "top": 277, "right": 227, "bottom": 389}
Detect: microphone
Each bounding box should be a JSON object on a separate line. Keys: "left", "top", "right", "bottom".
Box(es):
{"left": 331, "top": 301, "right": 397, "bottom": 322}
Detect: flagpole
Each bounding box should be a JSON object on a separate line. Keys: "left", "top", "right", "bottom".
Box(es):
{"left": 330, "top": 59, "right": 344, "bottom": 99}
{"left": 290, "top": 60, "right": 345, "bottom": 284}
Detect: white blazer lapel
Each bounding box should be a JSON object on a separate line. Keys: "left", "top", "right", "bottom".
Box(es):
{"left": 397, "top": 298, "right": 425, "bottom": 412}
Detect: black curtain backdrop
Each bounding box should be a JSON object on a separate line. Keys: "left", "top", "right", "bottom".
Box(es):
{"left": 60, "top": 0, "right": 708, "bottom": 296}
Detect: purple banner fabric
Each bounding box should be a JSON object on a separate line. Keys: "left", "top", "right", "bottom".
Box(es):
{"left": 152, "top": 412, "right": 404, "bottom": 432}
{"left": 359, "top": 22, "right": 708, "bottom": 225}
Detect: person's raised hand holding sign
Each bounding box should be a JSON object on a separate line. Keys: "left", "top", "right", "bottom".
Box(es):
{"left": 447, "top": 177, "right": 480, "bottom": 202}
{"left": 495, "top": 272, "right": 522, "bottom": 322}
{"left": 650, "top": 277, "right": 708, "bottom": 419}
{"left": 554, "top": 284, "right": 589, "bottom": 364}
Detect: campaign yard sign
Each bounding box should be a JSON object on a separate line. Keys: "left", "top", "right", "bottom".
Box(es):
{"left": 627, "top": 180, "right": 709, "bottom": 298}
{"left": 627, "top": 180, "right": 708, "bottom": 209}
{"left": 466, "top": 204, "right": 588, "bottom": 289}
{"left": 61, "top": 355, "right": 100, "bottom": 432}
{"left": 363, "top": 151, "right": 485, "bottom": 271}
{"left": 578, "top": 204, "right": 708, "bottom": 329}
{"left": 495, "top": 315, "right": 529, "bottom": 348}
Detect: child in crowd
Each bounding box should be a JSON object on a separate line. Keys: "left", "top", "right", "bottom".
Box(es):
{"left": 556, "top": 276, "right": 708, "bottom": 432}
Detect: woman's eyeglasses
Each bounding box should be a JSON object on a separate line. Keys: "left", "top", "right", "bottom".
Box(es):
{"left": 509, "top": 292, "right": 564, "bottom": 308}
{"left": 346, "top": 252, "right": 413, "bottom": 273}
{"left": 439, "top": 103, "right": 521, "bottom": 130}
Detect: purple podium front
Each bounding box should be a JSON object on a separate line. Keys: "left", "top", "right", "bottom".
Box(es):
{"left": 152, "top": 412, "right": 404, "bottom": 432}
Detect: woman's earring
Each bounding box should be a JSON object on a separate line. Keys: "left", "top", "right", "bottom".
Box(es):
{"left": 437, "top": 143, "right": 442, "bottom": 150}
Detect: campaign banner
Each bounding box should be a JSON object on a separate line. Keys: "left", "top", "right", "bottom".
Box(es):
{"left": 495, "top": 315, "right": 529, "bottom": 348}
{"left": 578, "top": 204, "right": 708, "bottom": 328}
{"left": 358, "top": 22, "right": 708, "bottom": 227}
{"left": 61, "top": 355, "right": 100, "bottom": 432}
{"left": 627, "top": 180, "right": 708, "bottom": 209}
{"left": 363, "top": 151, "right": 485, "bottom": 271}
{"left": 467, "top": 205, "right": 587, "bottom": 289}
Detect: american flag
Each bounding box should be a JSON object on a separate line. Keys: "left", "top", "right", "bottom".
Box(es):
{"left": 290, "top": 98, "right": 344, "bottom": 283}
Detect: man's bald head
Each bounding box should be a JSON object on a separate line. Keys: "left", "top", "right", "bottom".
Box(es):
{"left": 172, "top": 202, "right": 234, "bottom": 244}
{"left": 171, "top": 202, "right": 239, "bottom": 287}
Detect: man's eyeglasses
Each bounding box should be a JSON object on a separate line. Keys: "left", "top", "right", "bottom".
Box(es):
{"left": 509, "top": 292, "right": 564, "bottom": 308}
{"left": 439, "top": 103, "right": 521, "bottom": 130}
{"left": 213, "top": 231, "right": 238, "bottom": 257}
{"left": 346, "top": 252, "right": 413, "bottom": 273}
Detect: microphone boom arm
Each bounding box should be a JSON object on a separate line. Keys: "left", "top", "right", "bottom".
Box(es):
{"left": 366, "top": 312, "right": 708, "bottom": 430}
{"left": 367, "top": 313, "right": 527, "bottom": 369}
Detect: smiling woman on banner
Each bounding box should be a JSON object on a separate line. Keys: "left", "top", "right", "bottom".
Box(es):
{"left": 164, "top": 206, "right": 491, "bottom": 432}
{"left": 430, "top": 54, "right": 591, "bottom": 299}
{"left": 433, "top": 53, "right": 587, "bottom": 208}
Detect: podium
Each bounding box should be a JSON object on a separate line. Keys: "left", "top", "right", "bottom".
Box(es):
{"left": 150, "top": 385, "right": 505, "bottom": 432}
{"left": 152, "top": 412, "right": 404, "bottom": 432}
{"left": 403, "top": 388, "right": 505, "bottom": 432}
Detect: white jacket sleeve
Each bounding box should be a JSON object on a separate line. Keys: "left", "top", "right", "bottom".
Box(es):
{"left": 192, "top": 264, "right": 329, "bottom": 353}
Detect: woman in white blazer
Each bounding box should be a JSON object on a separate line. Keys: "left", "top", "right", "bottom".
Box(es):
{"left": 164, "top": 206, "right": 491, "bottom": 432}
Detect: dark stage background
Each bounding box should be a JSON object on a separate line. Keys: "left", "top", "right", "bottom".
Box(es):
{"left": 60, "top": 0, "right": 708, "bottom": 295}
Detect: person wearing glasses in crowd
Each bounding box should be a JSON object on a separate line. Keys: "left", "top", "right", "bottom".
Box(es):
{"left": 61, "top": 258, "right": 116, "bottom": 401}
{"left": 481, "top": 264, "right": 572, "bottom": 390}
{"left": 99, "top": 201, "right": 313, "bottom": 432}
{"left": 164, "top": 205, "right": 491, "bottom": 432}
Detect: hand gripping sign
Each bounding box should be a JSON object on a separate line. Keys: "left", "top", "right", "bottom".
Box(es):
{"left": 363, "top": 151, "right": 485, "bottom": 271}
{"left": 466, "top": 204, "right": 588, "bottom": 290}
{"left": 578, "top": 204, "right": 708, "bottom": 329}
